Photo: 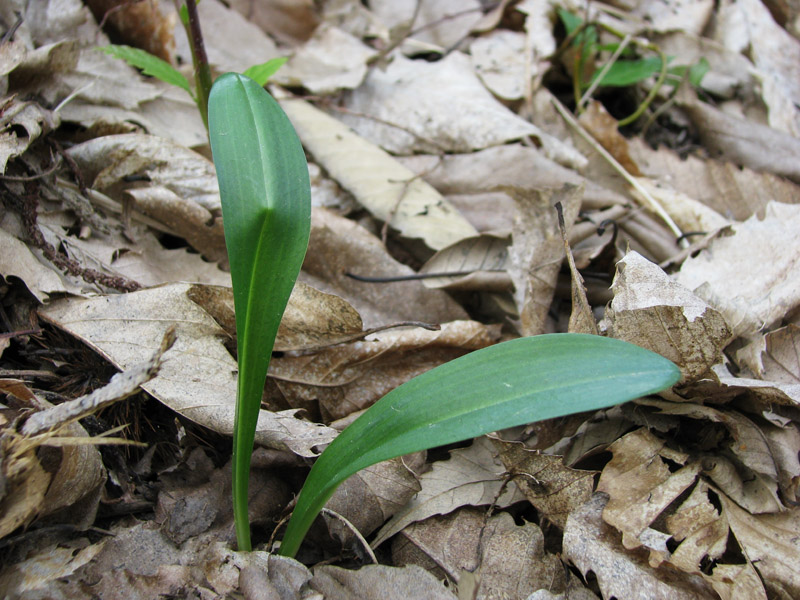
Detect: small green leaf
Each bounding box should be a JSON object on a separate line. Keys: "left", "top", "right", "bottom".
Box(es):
{"left": 243, "top": 57, "right": 288, "bottom": 86}
{"left": 688, "top": 57, "right": 710, "bottom": 88}
{"left": 592, "top": 55, "right": 669, "bottom": 87}
{"left": 208, "top": 73, "right": 311, "bottom": 551}
{"left": 99, "top": 45, "right": 193, "bottom": 96}
{"left": 278, "top": 333, "right": 680, "bottom": 557}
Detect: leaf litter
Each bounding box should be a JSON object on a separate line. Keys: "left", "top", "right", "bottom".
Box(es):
{"left": 1, "top": 0, "right": 800, "bottom": 598}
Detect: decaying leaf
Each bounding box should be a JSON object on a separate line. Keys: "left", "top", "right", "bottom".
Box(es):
{"left": 372, "top": 437, "right": 525, "bottom": 548}
{"left": 604, "top": 251, "right": 731, "bottom": 382}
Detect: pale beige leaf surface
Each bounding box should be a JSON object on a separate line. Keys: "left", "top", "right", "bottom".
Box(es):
{"left": 301, "top": 208, "right": 469, "bottom": 326}
{"left": 676, "top": 202, "right": 800, "bottom": 339}
{"left": 279, "top": 23, "right": 376, "bottom": 94}
{"left": 369, "top": 0, "right": 482, "bottom": 51}
{"left": 508, "top": 185, "right": 583, "bottom": 335}
{"left": 470, "top": 30, "right": 529, "bottom": 100}
{"left": 325, "top": 457, "right": 421, "bottom": 545}
{"left": 311, "top": 563, "right": 457, "bottom": 600}
{"left": 37, "top": 283, "right": 337, "bottom": 457}
{"left": 418, "top": 234, "right": 511, "bottom": 292}
{"left": 604, "top": 251, "right": 731, "bottom": 382}
{"left": 278, "top": 98, "right": 478, "bottom": 251}
{"left": 393, "top": 508, "right": 567, "bottom": 599}
{"left": 564, "top": 493, "right": 716, "bottom": 599}
{"left": 339, "top": 51, "right": 542, "bottom": 154}
{"left": 372, "top": 437, "right": 525, "bottom": 548}
{"left": 737, "top": 324, "right": 800, "bottom": 383}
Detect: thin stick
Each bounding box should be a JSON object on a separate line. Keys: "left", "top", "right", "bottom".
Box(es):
{"left": 321, "top": 508, "right": 378, "bottom": 564}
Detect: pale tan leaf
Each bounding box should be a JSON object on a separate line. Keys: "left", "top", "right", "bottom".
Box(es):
{"left": 738, "top": 324, "right": 800, "bottom": 384}
{"left": 680, "top": 100, "right": 800, "bottom": 182}
{"left": 270, "top": 320, "right": 499, "bottom": 421}
{"left": 418, "top": 234, "right": 511, "bottom": 292}
{"left": 301, "top": 208, "right": 469, "bottom": 326}
{"left": 508, "top": 184, "right": 583, "bottom": 336}
{"left": 719, "top": 492, "right": 800, "bottom": 598}
{"left": 675, "top": 202, "right": 800, "bottom": 338}
{"left": 38, "top": 283, "right": 338, "bottom": 457}
{"left": 392, "top": 509, "right": 566, "bottom": 599}
{"left": 311, "top": 563, "right": 457, "bottom": 600}
{"left": 278, "top": 97, "right": 478, "bottom": 251}
{"left": 632, "top": 0, "right": 714, "bottom": 34}
{"left": 563, "top": 494, "right": 715, "bottom": 599}
{"left": 631, "top": 178, "right": 731, "bottom": 234}
{"left": 369, "top": 0, "right": 482, "bottom": 51}
{"left": 495, "top": 440, "right": 596, "bottom": 529}
{"left": 711, "top": 363, "right": 800, "bottom": 409}
{"left": 325, "top": 457, "right": 421, "bottom": 546}
{"left": 470, "top": 30, "right": 529, "bottom": 100}
{"left": 339, "top": 52, "right": 551, "bottom": 155}
{"left": 627, "top": 138, "right": 800, "bottom": 221}
{"left": 279, "top": 24, "right": 376, "bottom": 94}
{"left": 604, "top": 251, "right": 731, "bottom": 382}
{"left": 372, "top": 437, "right": 525, "bottom": 548}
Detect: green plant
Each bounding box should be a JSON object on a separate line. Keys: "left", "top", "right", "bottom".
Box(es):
{"left": 207, "top": 72, "right": 311, "bottom": 551}
{"left": 205, "top": 75, "right": 680, "bottom": 556}
{"left": 278, "top": 334, "right": 680, "bottom": 557}
{"left": 556, "top": 9, "right": 708, "bottom": 125}
{"left": 99, "top": 0, "right": 286, "bottom": 130}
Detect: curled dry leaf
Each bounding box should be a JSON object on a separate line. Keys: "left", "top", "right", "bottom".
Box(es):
{"left": 495, "top": 439, "right": 596, "bottom": 530}
{"left": 372, "top": 436, "right": 525, "bottom": 548}
{"left": 311, "top": 563, "right": 457, "bottom": 600}
{"left": 676, "top": 202, "right": 800, "bottom": 339}
{"left": 418, "top": 234, "right": 511, "bottom": 292}
{"left": 392, "top": 508, "right": 567, "bottom": 599}
{"left": 604, "top": 251, "right": 731, "bottom": 382}
{"left": 270, "top": 320, "right": 500, "bottom": 421}
{"left": 736, "top": 324, "right": 800, "bottom": 383}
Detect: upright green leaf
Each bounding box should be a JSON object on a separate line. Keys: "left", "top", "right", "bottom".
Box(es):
{"left": 279, "top": 333, "right": 680, "bottom": 557}
{"left": 243, "top": 57, "right": 288, "bottom": 86}
{"left": 99, "top": 45, "right": 193, "bottom": 97}
{"left": 208, "top": 73, "right": 311, "bottom": 551}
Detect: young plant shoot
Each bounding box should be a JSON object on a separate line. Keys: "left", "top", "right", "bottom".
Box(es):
{"left": 208, "top": 73, "right": 311, "bottom": 551}
{"left": 206, "top": 75, "right": 680, "bottom": 559}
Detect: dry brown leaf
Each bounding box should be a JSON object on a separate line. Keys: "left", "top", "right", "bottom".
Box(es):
{"left": 507, "top": 184, "right": 583, "bottom": 335}
{"left": 38, "top": 283, "right": 338, "bottom": 457}
{"left": 325, "top": 457, "right": 421, "bottom": 547}
{"left": 311, "top": 563, "right": 457, "bottom": 600}
{"left": 604, "top": 251, "right": 731, "bottom": 382}
{"left": 418, "top": 234, "right": 511, "bottom": 292}
{"left": 339, "top": 51, "right": 550, "bottom": 155}
{"left": 737, "top": 324, "right": 800, "bottom": 383}
{"left": 564, "top": 493, "right": 717, "bottom": 599}
{"left": 278, "top": 97, "right": 478, "bottom": 251}
{"left": 226, "top": 0, "right": 318, "bottom": 46}
{"left": 85, "top": 0, "right": 176, "bottom": 62}
{"left": 719, "top": 490, "right": 800, "bottom": 598}
{"left": 680, "top": 100, "right": 800, "bottom": 182}
{"left": 496, "top": 440, "right": 595, "bottom": 530}
{"left": 372, "top": 437, "right": 526, "bottom": 548}
{"left": 676, "top": 202, "right": 800, "bottom": 339}
{"left": 279, "top": 23, "right": 376, "bottom": 94}
{"left": 301, "top": 208, "right": 469, "bottom": 327}
{"left": 578, "top": 101, "right": 642, "bottom": 176}
{"left": 392, "top": 508, "right": 566, "bottom": 599}
{"left": 270, "top": 320, "right": 499, "bottom": 421}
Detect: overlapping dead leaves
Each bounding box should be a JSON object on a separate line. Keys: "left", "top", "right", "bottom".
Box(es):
{"left": 1, "top": 0, "right": 800, "bottom": 598}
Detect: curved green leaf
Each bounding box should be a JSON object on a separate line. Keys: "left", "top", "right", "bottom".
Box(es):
{"left": 279, "top": 333, "right": 680, "bottom": 557}
{"left": 99, "top": 45, "right": 193, "bottom": 97}
{"left": 208, "top": 73, "right": 311, "bottom": 551}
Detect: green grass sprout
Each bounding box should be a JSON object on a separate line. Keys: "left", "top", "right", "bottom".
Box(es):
{"left": 208, "top": 73, "right": 311, "bottom": 551}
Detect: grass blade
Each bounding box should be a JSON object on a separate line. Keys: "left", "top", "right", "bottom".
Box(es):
{"left": 208, "top": 73, "right": 311, "bottom": 551}
{"left": 278, "top": 333, "right": 680, "bottom": 557}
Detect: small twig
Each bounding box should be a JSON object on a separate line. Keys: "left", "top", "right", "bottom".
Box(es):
{"left": 321, "top": 508, "right": 378, "bottom": 564}
{"left": 577, "top": 34, "right": 631, "bottom": 113}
